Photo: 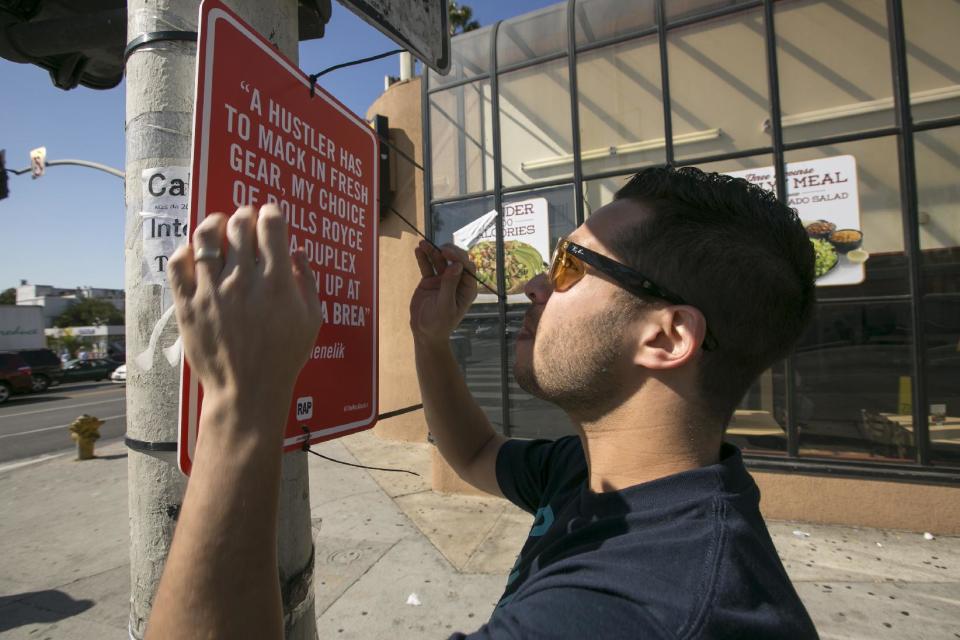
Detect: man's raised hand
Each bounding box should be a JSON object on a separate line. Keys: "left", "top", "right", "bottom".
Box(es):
{"left": 409, "top": 241, "right": 478, "bottom": 348}
{"left": 167, "top": 204, "right": 323, "bottom": 440}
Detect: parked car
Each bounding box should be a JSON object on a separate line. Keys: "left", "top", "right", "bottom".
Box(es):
{"left": 110, "top": 364, "right": 127, "bottom": 383}
{"left": 61, "top": 358, "right": 120, "bottom": 383}
{"left": 16, "top": 348, "right": 64, "bottom": 392}
{"left": 0, "top": 351, "right": 33, "bottom": 404}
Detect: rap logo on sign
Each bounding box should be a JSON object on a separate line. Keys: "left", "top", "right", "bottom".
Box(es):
{"left": 296, "top": 397, "right": 314, "bottom": 421}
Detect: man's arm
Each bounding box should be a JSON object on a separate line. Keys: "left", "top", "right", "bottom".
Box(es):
{"left": 146, "top": 205, "right": 322, "bottom": 639}
{"left": 411, "top": 241, "right": 507, "bottom": 497}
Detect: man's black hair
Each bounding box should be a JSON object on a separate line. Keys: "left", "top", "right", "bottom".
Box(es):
{"left": 613, "top": 165, "right": 815, "bottom": 421}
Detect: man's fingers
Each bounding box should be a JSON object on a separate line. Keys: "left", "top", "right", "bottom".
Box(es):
{"left": 438, "top": 261, "right": 463, "bottom": 305}
{"left": 415, "top": 244, "right": 436, "bottom": 278}
{"left": 167, "top": 244, "right": 197, "bottom": 301}
{"left": 292, "top": 250, "right": 322, "bottom": 318}
{"left": 457, "top": 262, "right": 478, "bottom": 297}
{"left": 418, "top": 275, "right": 442, "bottom": 290}
{"left": 192, "top": 213, "right": 228, "bottom": 292}
{"left": 222, "top": 207, "right": 258, "bottom": 280}
{"left": 426, "top": 242, "right": 447, "bottom": 275}
{"left": 440, "top": 244, "right": 470, "bottom": 264}
{"left": 257, "top": 204, "right": 292, "bottom": 278}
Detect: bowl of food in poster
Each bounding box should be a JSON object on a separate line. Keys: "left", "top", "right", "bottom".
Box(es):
{"left": 846, "top": 248, "right": 870, "bottom": 264}
{"left": 810, "top": 238, "right": 839, "bottom": 279}
{"left": 804, "top": 219, "right": 836, "bottom": 239}
{"left": 468, "top": 240, "right": 545, "bottom": 294}
{"left": 828, "top": 228, "right": 863, "bottom": 254}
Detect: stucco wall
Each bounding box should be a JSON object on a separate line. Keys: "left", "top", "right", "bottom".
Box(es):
{"left": 754, "top": 470, "right": 960, "bottom": 534}
{"left": 366, "top": 77, "right": 428, "bottom": 442}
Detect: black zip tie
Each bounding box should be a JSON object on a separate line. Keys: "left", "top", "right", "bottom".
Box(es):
{"left": 125, "top": 436, "right": 177, "bottom": 452}
{"left": 309, "top": 48, "right": 405, "bottom": 98}
{"left": 300, "top": 425, "right": 420, "bottom": 476}
{"left": 124, "top": 31, "right": 198, "bottom": 65}
{"left": 385, "top": 204, "right": 504, "bottom": 299}
{"left": 125, "top": 406, "right": 424, "bottom": 457}
{"left": 378, "top": 403, "right": 423, "bottom": 420}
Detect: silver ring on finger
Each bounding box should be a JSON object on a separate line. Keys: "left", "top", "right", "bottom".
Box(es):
{"left": 194, "top": 246, "right": 223, "bottom": 262}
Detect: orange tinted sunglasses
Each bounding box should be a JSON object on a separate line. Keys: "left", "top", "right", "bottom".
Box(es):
{"left": 549, "top": 239, "right": 718, "bottom": 351}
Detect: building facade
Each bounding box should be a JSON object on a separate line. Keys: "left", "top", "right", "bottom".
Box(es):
{"left": 15, "top": 281, "right": 125, "bottom": 328}
{"left": 394, "top": 0, "right": 960, "bottom": 526}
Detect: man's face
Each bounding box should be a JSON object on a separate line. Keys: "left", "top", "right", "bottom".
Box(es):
{"left": 513, "top": 200, "right": 649, "bottom": 414}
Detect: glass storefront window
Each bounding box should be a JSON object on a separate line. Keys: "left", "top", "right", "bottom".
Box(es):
{"left": 576, "top": 36, "right": 666, "bottom": 175}
{"left": 727, "top": 361, "right": 788, "bottom": 456}
{"left": 915, "top": 127, "right": 960, "bottom": 466}
{"left": 429, "top": 26, "right": 492, "bottom": 88}
{"left": 497, "top": 4, "right": 567, "bottom": 69}
{"left": 904, "top": 0, "right": 960, "bottom": 124}
{"left": 796, "top": 302, "right": 916, "bottom": 464}
{"left": 583, "top": 175, "right": 630, "bottom": 216}
{"left": 775, "top": 0, "right": 895, "bottom": 143}
{"left": 429, "top": 81, "right": 494, "bottom": 200}
{"left": 574, "top": 0, "right": 656, "bottom": 48}
{"left": 916, "top": 127, "right": 960, "bottom": 284}
{"left": 667, "top": 9, "right": 771, "bottom": 160}
{"left": 456, "top": 313, "right": 507, "bottom": 433}
{"left": 689, "top": 154, "right": 773, "bottom": 175}
{"left": 424, "top": 0, "right": 959, "bottom": 476}
{"left": 432, "top": 196, "right": 505, "bottom": 433}
{"left": 785, "top": 137, "right": 907, "bottom": 299}
{"left": 498, "top": 60, "right": 574, "bottom": 188}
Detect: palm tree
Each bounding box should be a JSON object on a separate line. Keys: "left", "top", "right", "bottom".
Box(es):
{"left": 448, "top": 1, "right": 480, "bottom": 36}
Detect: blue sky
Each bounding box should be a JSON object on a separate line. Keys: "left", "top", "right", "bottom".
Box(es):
{"left": 0, "top": 0, "right": 555, "bottom": 292}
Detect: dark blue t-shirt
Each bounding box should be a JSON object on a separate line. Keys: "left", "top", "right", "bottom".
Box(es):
{"left": 452, "top": 436, "right": 818, "bottom": 639}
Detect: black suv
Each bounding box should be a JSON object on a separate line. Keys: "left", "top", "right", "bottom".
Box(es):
{"left": 16, "top": 348, "right": 64, "bottom": 392}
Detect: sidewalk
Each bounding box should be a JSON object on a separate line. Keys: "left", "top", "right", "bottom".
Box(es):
{"left": 1, "top": 431, "right": 958, "bottom": 639}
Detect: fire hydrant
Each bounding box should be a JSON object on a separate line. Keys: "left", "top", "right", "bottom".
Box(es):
{"left": 69, "top": 414, "right": 104, "bottom": 460}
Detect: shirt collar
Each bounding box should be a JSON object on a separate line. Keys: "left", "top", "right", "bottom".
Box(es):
{"left": 578, "top": 443, "right": 752, "bottom": 515}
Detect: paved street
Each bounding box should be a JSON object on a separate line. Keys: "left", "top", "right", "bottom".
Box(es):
{"left": 0, "top": 382, "right": 126, "bottom": 465}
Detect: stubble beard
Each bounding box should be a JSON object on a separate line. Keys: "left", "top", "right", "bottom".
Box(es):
{"left": 514, "top": 303, "right": 630, "bottom": 415}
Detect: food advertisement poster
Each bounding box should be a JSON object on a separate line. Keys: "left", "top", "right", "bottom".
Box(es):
{"left": 726, "top": 155, "right": 866, "bottom": 287}
{"left": 452, "top": 197, "right": 551, "bottom": 303}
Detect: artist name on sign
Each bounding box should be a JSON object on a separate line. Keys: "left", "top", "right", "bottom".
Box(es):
{"left": 311, "top": 342, "right": 346, "bottom": 360}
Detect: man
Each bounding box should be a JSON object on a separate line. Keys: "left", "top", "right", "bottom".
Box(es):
{"left": 410, "top": 166, "right": 818, "bottom": 638}
{"left": 148, "top": 167, "right": 818, "bottom": 638}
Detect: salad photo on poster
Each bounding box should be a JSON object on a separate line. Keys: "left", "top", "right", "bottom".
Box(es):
{"left": 452, "top": 197, "right": 551, "bottom": 303}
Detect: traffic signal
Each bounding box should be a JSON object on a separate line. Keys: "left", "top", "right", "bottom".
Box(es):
{"left": 0, "top": 149, "right": 8, "bottom": 200}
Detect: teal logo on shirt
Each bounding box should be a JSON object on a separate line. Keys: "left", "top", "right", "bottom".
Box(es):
{"left": 530, "top": 505, "right": 554, "bottom": 537}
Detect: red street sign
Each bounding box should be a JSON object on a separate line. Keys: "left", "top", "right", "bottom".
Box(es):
{"left": 179, "top": 0, "right": 379, "bottom": 474}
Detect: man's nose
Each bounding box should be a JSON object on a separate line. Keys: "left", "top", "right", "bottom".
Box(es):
{"left": 524, "top": 272, "right": 552, "bottom": 304}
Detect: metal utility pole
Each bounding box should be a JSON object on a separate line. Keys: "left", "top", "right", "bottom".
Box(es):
{"left": 124, "top": 1, "right": 316, "bottom": 638}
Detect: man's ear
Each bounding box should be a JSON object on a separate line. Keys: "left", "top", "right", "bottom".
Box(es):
{"left": 632, "top": 306, "right": 707, "bottom": 370}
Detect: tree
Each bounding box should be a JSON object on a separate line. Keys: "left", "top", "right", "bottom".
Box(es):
{"left": 47, "top": 329, "right": 88, "bottom": 359}
{"left": 53, "top": 298, "right": 124, "bottom": 328}
{"left": 0, "top": 287, "right": 14, "bottom": 305}
{"left": 449, "top": 1, "right": 479, "bottom": 36}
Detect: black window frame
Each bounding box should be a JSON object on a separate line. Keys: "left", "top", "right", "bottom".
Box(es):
{"left": 423, "top": 0, "right": 960, "bottom": 484}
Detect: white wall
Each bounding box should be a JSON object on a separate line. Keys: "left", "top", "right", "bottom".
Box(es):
{"left": 0, "top": 306, "right": 45, "bottom": 350}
